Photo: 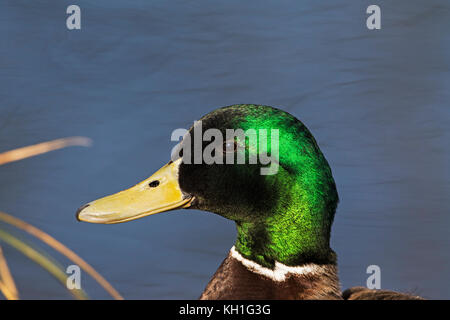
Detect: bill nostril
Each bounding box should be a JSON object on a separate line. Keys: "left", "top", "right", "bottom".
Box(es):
{"left": 149, "top": 180, "right": 160, "bottom": 188}
{"left": 76, "top": 203, "right": 90, "bottom": 221}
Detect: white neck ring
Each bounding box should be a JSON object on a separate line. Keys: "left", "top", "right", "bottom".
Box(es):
{"left": 230, "top": 246, "right": 326, "bottom": 282}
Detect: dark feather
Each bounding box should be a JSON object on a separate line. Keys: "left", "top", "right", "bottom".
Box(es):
{"left": 342, "top": 286, "right": 424, "bottom": 300}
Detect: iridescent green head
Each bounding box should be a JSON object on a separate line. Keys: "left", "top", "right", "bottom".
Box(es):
{"left": 178, "top": 105, "right": 339, "bottom": 267}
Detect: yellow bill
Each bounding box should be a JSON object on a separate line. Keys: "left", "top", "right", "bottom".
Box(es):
{"left": 76, "top": 159, "right": 192, "bottom": 224}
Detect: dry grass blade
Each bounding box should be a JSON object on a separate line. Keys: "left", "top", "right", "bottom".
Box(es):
{"left": 0, "top": 281, "right": 17, "bottom": 300}
{"left": 0, "top": 229, "right": 88, "bottom": 300}
{"left": 0, "top": 246, "right": 19, "bottom": 300}
{"left": 0, "top": 137, "right": 92, "bottom": 166}
{"left": 0, "top": 211, "right": 123, "bottom": 300}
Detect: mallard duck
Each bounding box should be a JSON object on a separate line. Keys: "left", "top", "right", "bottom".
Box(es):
{"left": 76, "top": 104, "right": 423, "bottom": 300}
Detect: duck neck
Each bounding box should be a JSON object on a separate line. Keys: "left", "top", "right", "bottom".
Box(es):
{"left": 233, "top": 166, "right": 338, "bottom": 268}
{"left": 234, "top": 210, "right": 335, "bottom": 269}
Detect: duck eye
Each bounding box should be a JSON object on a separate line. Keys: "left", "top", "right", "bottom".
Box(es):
{"left": 223, "top": 140, "right": 237, "bottom": 153}
{"left": 149, "top": 180, "right": 160, "bottom": 188}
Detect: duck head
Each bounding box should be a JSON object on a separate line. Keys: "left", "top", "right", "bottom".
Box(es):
{"left": 77, "top": 105, "right": 339, "bottom": 268}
